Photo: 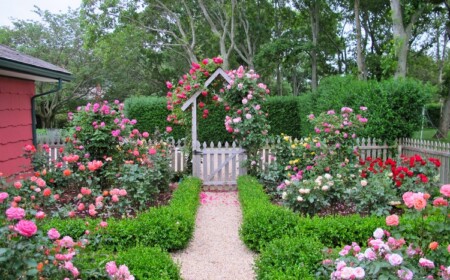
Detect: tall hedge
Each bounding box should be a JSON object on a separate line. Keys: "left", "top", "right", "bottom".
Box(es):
{"left": 124, "top": 96, "right": 186, "bottom": 140}
{"left": 124, "top": 96, "right": 306, "bottom": 142}
{"left": 266, "top": 96, "right": 302, "bottom": 139}
{"left": 309, "top": 76, "right": 435, "bottom": 142}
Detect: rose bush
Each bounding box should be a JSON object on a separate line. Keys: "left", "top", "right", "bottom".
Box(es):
{"left": 318, "top": 184, "right": 450, "bottom": 279}
{"left": 20, "top": 100, "right": 172, "bottom": 218}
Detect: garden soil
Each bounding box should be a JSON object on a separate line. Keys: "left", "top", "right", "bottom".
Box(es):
{"left": 171, "top": 191, "right": 256, "bottom": 280}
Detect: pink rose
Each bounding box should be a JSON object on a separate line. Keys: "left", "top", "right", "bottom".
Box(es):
{"left": 13, "top": 181, "right": 22, "bottom": 189}
{"left": 388, "top": 253, "right": 403, "bottom": 266}
{"left": 100, "top": 221, "right": 108, "bottom": 228}
{"left": 106, "top": 261, "right": 118, "bottom": 276}
{"left": 48, "top": 228, "right": 61, "bottom": 240}
{"left": 419, "top": 258, "right": 435, "bottom": 268}
{"left": 35, "top": 211, "right": 46, "bottom": 219}
{"left": 0, "top": 192, "right": 8, "bottom": 203}
{"left": 77, "top": 203, "right": 85, "bottom": 211}
{"left": 15, "top": 220, "right": 37, "bottom": 237}
{"left": 433, "top": 197, "right": 448, "bottom": 207}
{"left": 36, "top": 178, "right": 46, "bottom": 187}
{"left": 148, "top": 148, "right": 157, "bottom": 155}
{"left": 166, "top": 126, "right": 172, "bottom": 133}
{"left": 386, "top": 214, "right": 399, "bottom": 226}
{"left": 119, "top": 189, "right": 127, "bottom": 196}
{"left": 440, "top": 184, "right": 450, "bottom": 197}
{"left": 402, "top": 192, "right": 414, "bottom": 208}
{"left": 6, "top": 207, "right": 25, "bottom": 220}
{"left": 60, "top": 236, "right": 75, "bottom": 248}
{"left": 112, "top": 195, "right": 119, "bottom": 202}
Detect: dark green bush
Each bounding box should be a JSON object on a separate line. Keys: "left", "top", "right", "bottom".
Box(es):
{"left": 125, "top": 95, "right": 310, "bottom": 142}
{"left": 238, "top": 176, "right": 299, "bottom": 252}
{"left": 255, "top": 235, "right": 323, "bottom": 280}
{"left": 266, "top": 96, "right": 302, "bottom": 139}
{"left": 41, "top": 177, "right": 202, "bottom": 251}
{"left": 116, "top": 247, "right": 181, "bottom": 280}
{"left": 124, "top": 96, "right": 186, "bottom": 140}
{"left": 425, "top": 103, "right": 442, "bottom": 128}
{"left": 308, "top": 76, "right": 435, "bottom": 142}
{"left": 296, "top": 215, "right": 385, "bottom": 248}
{"left": 297, "top": 94, "right": 314, "bottom": 136}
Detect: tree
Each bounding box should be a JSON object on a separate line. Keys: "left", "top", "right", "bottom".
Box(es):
{"left": 0, "top": 8, "right": 102, "bottom": 128}
{"left": 354, "top": 0, "right": 367, "bottom": 80}
{"left": 389, "top": 0, "right": 432, "bottom": 78}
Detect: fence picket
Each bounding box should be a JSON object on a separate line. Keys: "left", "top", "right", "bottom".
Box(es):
{"left": 36, "top": 133, "right": 450, "bottom": 184}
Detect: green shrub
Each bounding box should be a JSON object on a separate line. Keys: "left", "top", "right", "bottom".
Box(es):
{"left": 296, "top": 215, "right": 385, "bottom": 248}
{"left": 425, "top": 103, "right": 442, "bottom": 128}
{"left": 309, "top": 76, "right": 435, "bottom": 142}
{"left": 255, "top": 235, "right": 323, "bottom": 280}
{"left": 297, "top": 94, "right": 314, "bottom": 136}
{"left": 116, "top": 247, "right": 181, "bottom": 280}
{"left": 41, "top": 177, "right": 202, "bottom": 251}
{"left": 266, "top": 96, "right": 302, "bottom": 139}
{"left": 238, "top": 176, "right": 299, "bottom": 252}
{"left": 126, "top": 95, "right": 310, "bottom": 142}
{"left": 124, "top": 96, "right": 186, "bottom": 140}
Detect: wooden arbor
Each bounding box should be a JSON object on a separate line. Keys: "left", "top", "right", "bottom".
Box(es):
{"left": 181, "top": 68, "right": 232, "bottom": 177}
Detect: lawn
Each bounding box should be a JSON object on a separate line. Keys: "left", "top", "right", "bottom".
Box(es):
{"left": 413, "top": 128, "right": 450, "bottom": 142}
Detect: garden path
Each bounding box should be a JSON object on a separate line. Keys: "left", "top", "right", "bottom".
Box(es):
{"left": 171, "top": 191, "right": 256, "bottom": 280}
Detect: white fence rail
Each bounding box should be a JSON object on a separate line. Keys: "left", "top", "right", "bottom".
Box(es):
{"left": 37, "top": 133, "right": 449, "bottom": 184}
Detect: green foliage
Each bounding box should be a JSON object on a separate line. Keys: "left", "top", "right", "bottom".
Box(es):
{"left": 309, "top": 76, "right": 435, "bottom": 142}
{"left": 255, "top": 235, "right": 323, "bottom": 280}
{"left": 297, "top": 94, "right": 314, "bottom": 136}
{"left": 425, "top": 103, "right": 442, "bottom": 128}
{"left": 238, "top": 176, "right": 299, "bottom": 252}
{"left": 295, "top": 215, "right": 385, "bottom": 248}
{"left": 126, "top": 95, "right": 310, "bottom": 142}
{"left": 116, "top": 247, "right": 181, "bottom": 280}
{"left": 266, "top": 96, "right": 302, "bottom": 139}
{"left": 41, "top": 177, "right": 202, "bottom": 251}
{"left": 125, "top": 97, "right": 186, "bottom": 140}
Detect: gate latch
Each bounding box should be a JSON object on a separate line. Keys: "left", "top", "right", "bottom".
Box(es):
{"left": 193, "top": 150, "right": 203, "bottom": 155}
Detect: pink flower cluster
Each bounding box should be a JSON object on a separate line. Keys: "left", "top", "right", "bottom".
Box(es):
{"left": 330, "top": 260, "right": 365, "bottom": 279}
{"left": 402, "top": 192, "right": 427, "bottom": 210}
{"left": 87, "top": 160, "right": 103, "bottom": 171}
{"left": 105, "top": 261, "right": 135, "bottom": 280}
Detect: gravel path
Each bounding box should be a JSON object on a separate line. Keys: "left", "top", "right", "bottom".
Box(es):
{"left": 171, "top": 191, "right": 256, "bottom": 280}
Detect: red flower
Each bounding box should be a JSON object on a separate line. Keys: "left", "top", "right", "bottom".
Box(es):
{"left": 418, "top": 174, "right": 429, "bottom": 183}
{"left": 429, "top": 158, "right": 441, "bottom": 167}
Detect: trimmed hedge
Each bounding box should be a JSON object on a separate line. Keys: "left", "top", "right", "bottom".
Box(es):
{"left": 42, "top": 177, "right": 202, "bottom": 251}
{"left": 238, "top": 175, "right": 388, "bottom": 279}
{"left": 238, "top": 176, "right": 299, "bottom": 252}
{"left": 116, "top": 247, "right": 181, "bottom": 280}
{"left": 125, "top": 96, "right": 306, "bottom": 142}
{"left": 266, "top": 96, "right": 302, "bottom": 139}
{"left": 255, "top": 235, "right": 322, "bottom": 280}
{"left": 308, "top": 76, "right": 435, "bottom": 142}
{"left": 75, "top": 247, "right": 181, "bottom": 279}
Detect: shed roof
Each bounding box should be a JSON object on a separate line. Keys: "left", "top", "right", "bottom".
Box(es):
{"left": 0, "top": 44, "right": 72, "bottom": 82}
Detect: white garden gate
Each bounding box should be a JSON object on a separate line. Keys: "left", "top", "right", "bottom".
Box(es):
{"left": 192, "top": 141, "right": 246, "bottom": 188}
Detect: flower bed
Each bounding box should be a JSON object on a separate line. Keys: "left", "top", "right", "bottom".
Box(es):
{"left": 238, "top": 176, "right": 449, "bottom": 279}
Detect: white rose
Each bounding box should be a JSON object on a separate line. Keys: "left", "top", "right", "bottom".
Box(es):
{"left": 296, "top": 196, "right": 303, "bottom": 202}
{"left": 336, "top": 174, "right": 342, "bottom": 179}
{"left": 360, "top": 180, "right": 368, "bottom": 187}
{"left": 324, "top": 173, "right": 332, "bottom": 180}
{"left": 321, "top": 185, "right": 329, "bottom": 191}
{"left": 284, "top": 180, "right": 291, "bottom": 186}
{"left": 282, "top": 192, "right": 287, "bottom": 200}
{"left": 328, "top": 181, "right": 334, "bottom": 186}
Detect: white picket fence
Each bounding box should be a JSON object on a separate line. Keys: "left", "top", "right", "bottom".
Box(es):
{"left": 37, "top": 132, "right": 450, "bottom": 184}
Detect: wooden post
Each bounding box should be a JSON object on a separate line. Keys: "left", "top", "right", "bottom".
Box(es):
{"left": 192, "top": 100, "right": 201, "bottom": 177}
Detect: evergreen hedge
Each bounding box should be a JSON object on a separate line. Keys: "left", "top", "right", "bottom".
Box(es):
{"left": 125, "top": 96, "right": 305, "bottom": 142}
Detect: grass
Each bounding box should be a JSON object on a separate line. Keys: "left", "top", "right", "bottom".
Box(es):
{"left": 412, "top": 128, "right": 450, "bottom": 143}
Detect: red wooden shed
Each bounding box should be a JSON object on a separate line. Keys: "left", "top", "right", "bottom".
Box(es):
{"left": 0, "top": 44, "right": 71, "bottom": 177}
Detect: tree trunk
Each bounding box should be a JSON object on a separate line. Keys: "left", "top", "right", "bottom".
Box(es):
{"left": 310, "top": 0, "right": 319, "bottom": 91}
{"left": 436, "top": 92, "right": 450, "bottom": 139}
{"left": 354, "top": 0, "right": 366, "bottom": 80}
{"left": 390, "top": 0, "right": 407, "bottom": 78}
